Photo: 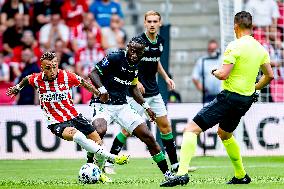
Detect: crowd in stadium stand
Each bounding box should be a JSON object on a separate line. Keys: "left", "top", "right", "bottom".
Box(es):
{"left": 245, "top": 0, "right": 284, "bottom": 102}
{"left": 1, "top": 0, "right": 284, "bottom": 105}
{"left": 0, "top": 0, "right": 126, "bottom": 105}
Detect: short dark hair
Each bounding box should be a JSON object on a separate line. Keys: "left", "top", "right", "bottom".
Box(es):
{"left": 234, "top": 11, "right": 252, "bottom": 29}
{"left": 40, "top": 51, "right": 56, "bottom": 62}
{"left": 128, "top": 36, "right": 146, "bottom": 47}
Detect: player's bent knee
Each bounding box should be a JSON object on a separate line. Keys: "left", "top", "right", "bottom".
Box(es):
{"left": 92, "top": 119, "right": 107, "bottom": 138}
{"left": 122, "top": 129, "right": 131, "bottom": 137}
{"left": 217, "top": 127, "right": 232, "bottom": 140}
{"left": 62, "top": 127, "right": 77, "bottom": 141}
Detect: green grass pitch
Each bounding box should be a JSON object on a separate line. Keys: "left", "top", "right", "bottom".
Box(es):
{"left": 0, "top": 156, "right": 283, "bottom": 189}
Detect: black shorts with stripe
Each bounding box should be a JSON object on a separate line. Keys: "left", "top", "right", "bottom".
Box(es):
{"left": 47, "top": 114, "right": 95, "bottom": 139}
{"left": 193, "top": 90, "right": 254, "bottom": 133}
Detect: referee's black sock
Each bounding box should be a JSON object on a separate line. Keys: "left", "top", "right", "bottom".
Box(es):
{"left": 161, "top": 132, "right": 178, "bottom": 165}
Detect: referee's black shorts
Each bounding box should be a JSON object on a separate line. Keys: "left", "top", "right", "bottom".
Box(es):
{"left": 193, "top": 90, "right": 254, "bottom": 133}
{"left": 48, "top": 114, "right": 95, "bottom": 139}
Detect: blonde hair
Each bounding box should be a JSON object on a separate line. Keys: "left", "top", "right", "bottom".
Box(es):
{"left": 144, "top": 10, "right": 161, "bottom": 21}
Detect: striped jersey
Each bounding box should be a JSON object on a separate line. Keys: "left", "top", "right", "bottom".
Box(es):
{"left": 28, "top": 69, "right": 83, "bottom": 125}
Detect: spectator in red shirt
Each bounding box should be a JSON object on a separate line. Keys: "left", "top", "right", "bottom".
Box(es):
{"left": 11, "top": 30, "right": 42, "bottom": 66}
{"left": 70, "top": 12, "right": 103, "bottom": 53}
{"left": 75, "top": 32, "right": 105, "bottom": 104}
{"left": 60, "top": 0, "right": 88, "bottom": 28}
{"left": 75, "top": 32, "right": 105, "bottom": 79}
{"left": 277, "top": 0, "right": 284, "bottom": 41}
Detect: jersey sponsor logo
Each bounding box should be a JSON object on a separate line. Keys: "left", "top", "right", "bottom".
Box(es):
{"left": 39, "top": 90, "right": 69, "bottom": 102}
{"left": 140, "top": 57, "right": 160, "bottom": 62}
{"left": 151, "top": 48, "right": 158, "bottom": 50}
{"left": 144, "top": 46, "right": 150, "bottom": 51}
{"left": 113, "top": 76, "right": 132, "bottom": 85}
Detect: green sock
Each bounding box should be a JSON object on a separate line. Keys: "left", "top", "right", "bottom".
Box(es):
{"left": 117, "top": 132, "right": 127, "bottom": 144}
{"left": 177, "top": 132, "right": 197, "bottom": 175}
{"left": 222, "top": 136, "right": 246, "bottom": 179}
{"left": 152, "top": 151, "right": 165, "bottom": 163}
{"left": 160, "top": 132, "right": 178, "bottom": 165}
{"left": 152, "top": 151, "right": 168, "bottom": 174}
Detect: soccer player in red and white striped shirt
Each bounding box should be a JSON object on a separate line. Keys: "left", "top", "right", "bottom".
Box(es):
{"left": 6, "top": 52, "right": 129, "bottom": 176}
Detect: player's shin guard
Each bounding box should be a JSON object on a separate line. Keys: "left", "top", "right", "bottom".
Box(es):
{"left": 222, "top": 136, "right": 246, "bottom": 179}
{"left": 177, "top": 132, "right": 197, "bottom": 176}
{"left": 160, "top": 132, "right": 178, "bottom": 165}
{"left": 110, "top": 132, "right": 127, "bottom": 155}
{"left": 73, "top": 131, "right": 115, "bottom": 161}
{"left": 152, "top": 151, "right": 168, "bottom": 174}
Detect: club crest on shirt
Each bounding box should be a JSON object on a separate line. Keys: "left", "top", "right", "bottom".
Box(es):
{"left": 59, "top": 84, "right": 67, "bottom": 90}
{"left": 101, "top": 58, "right": 110, "bottom": 67}
{"left": 159, "top": 43, "right": 163, "bottom": 52}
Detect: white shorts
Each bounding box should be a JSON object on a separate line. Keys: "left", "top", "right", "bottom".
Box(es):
{"left": 127, "top": 94, "right": 167, "bottom": 118}
{"left": 91, "top": 103, "right": 145, "bottom": 134}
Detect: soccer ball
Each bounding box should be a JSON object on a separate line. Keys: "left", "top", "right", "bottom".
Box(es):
{"left": 78, "top": 163, "right": 101, "bottom": 184}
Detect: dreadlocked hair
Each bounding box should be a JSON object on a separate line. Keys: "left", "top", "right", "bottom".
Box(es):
{"left": 40, "top": 51, "right": 56, "bottom": 62}
{"left": 129, "top": 36, "right": 146, "bottom": 47}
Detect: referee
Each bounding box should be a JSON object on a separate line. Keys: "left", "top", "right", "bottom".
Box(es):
{"left": 161, "top": 11, "right": 274, "bottom": 187}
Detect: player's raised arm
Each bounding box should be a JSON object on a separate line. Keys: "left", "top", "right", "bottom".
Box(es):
{"left": 6, "top": 75, "right": 31, "bottom": 98}
{"left": 88, "top": 66, "right": 109, "bottom": 103}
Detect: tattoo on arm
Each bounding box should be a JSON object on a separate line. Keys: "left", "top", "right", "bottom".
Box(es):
{"left": 15, "top": 76, "right": 30, "bottom": 94}
{"left": 80, "top": 78, "right": 100, "bottom": 96}
{"left": 19, "top": 76, "right": 30, "bottom": 89}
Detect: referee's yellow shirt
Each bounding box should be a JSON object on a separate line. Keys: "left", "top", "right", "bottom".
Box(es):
{"left": 222, "top": 35, "right": 270, "bottom": 96}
